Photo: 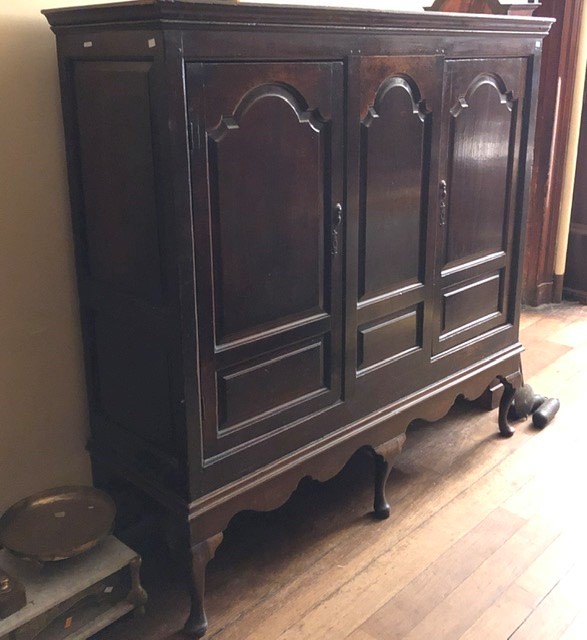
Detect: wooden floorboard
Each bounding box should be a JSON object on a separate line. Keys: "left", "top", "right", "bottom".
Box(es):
{"left": 346, "top": 629, "right": 378, "bottom": 640}
{"left": 560, "top": 608, "right": 587, "bottom": 640}
{"left": 95, "top": 303, "right": 587, "bottom": 640}
{"left": 398, "top": 517, "right": 560, "bottom": 640}
{"left": 360, "top": 508, "right": 526, "bottom": 640}
{"left": 509, "top": 559, "right": 586, "bottom": 640}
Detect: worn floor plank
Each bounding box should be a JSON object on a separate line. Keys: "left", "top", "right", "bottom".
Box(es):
{"left": 399, "top": 514, "right": 561, "bottom": 640}
{"left": 509, "top": 559, "right": 586, "bottom": 640}
{"left": 360, "top": 508, "right": 526, "bottom": 640}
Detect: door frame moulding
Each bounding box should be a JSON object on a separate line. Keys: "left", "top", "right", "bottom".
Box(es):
{"left": 523, "top": 0, "right": 585, "bottom": 306}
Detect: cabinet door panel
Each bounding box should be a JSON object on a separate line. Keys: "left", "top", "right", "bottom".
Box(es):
{"left": 217, "top": 339, "right": 327, "bottom": 431}
{"left": 434, "top": 58, "right": 526, "bottom": 355}
{"left": 187, "top": 62, "right": 344, "bottom": 461}
{"left": 355, "top": 56, "right": 442, "bottom": 377}
{"left": 208, "top": 91, "right": 325, "bottom": 340}
{"left": 357, "top": 305, "right": 422, "bottom": 372}
{"left": 359, "top": 78, "right": 427, "bottom": 299}
{"left": 441, "top": 271, "right": 502, "bottom": 335}
{"left": 444, "top": 72, "right": 516, "bottom": 267}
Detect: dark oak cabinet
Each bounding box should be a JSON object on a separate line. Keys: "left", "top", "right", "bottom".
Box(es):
{"left": 43, "top": 2, "right": 552, "bottom": 636}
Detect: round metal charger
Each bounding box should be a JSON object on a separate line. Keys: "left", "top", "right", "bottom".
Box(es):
{"left": 0, "top": 486, "right": 116, "bottom": 562}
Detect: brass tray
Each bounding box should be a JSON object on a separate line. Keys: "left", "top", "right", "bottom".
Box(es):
{"left": 0, "top": 486, "right": 115, "bottom": 562}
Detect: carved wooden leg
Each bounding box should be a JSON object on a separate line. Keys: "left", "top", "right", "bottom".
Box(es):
{"left": 128, "top": 555, "right": 148, "bottom": 616}
{"left": 370, "top": 433, "right": 406, "bottom": 520}
{"left": 184, "top": 533, "right": 224, "bottom": 639}
{"left": 497, "top": 375, "right": 518, "bottom": 438}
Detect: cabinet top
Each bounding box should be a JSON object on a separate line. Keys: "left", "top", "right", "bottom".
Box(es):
{"left": 43, "top": 0, "right": 553, "bottom": 35}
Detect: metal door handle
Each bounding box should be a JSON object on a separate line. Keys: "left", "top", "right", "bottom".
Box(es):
{"left": 439, "top": 180, "right": 448, "bottom": 226}
{"left": 331, "top": 203, "right": 343, "bottom": 255}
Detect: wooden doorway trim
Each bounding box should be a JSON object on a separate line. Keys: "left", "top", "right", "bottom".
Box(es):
{"left": 523, "top": 0, "right": 585, "bottom": 306}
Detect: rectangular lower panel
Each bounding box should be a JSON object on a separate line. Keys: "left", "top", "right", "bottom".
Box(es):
{"left": 442, "top": 272, "right": 501, "bottom": 336}
{"left": 217, "top": 340, "right": 327, "bottom": 431}
{"left": 357, "top": 305, "right": 421, "bottom": 372}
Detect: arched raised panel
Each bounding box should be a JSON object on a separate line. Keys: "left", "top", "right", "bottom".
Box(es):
{"left": 208, "top": 83, "right": 325, "bottom": 141}
{"left": 359, "top": 74, "right": 431, "bottom": 301}
{"left": 207, "top": 86, "right": 327, "bottom": 341}
{"left": 445, "top": 72, "right": 517, "bottom": 268}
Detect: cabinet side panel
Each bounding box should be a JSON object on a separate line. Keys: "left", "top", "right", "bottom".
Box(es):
{"left": 94, "top": 314, "right": 173, "bottom": 447}
{"left": 66, "top": 54, "right": 183, "bottom": 491}
{"left": 74, "top": 61, "right": 164, "bottom": 303}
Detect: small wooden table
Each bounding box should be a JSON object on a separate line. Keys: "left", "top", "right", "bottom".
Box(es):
{"left": 0, "top": 536, "right": 146, "bottom": 640}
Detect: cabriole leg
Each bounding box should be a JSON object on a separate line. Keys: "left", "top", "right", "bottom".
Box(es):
{"left": 370, "top": 433, "right": 406, "bottom": 520}
{"left": 184, "top": 533, "right": 224, "bottom": 639}
{"left": 497, "top": 375, "right": 518, "bottom": 438}
{"left": 128, "top": 555, "right": 148, "bottom": 615}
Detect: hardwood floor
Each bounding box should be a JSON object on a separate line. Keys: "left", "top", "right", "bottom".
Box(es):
{"left": 95, "top": 303, "right": 587, "bottom": 640}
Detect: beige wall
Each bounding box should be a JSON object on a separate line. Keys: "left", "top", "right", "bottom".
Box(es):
{"left": 0, "top": 0, "right": 126, "bottom": 514}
